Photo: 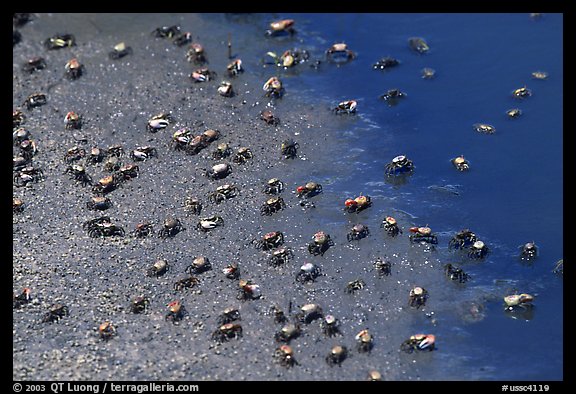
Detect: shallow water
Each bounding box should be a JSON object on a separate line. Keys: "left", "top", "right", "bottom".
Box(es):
{"left": 13, "top": 13, "right": 563, "bottom": 381}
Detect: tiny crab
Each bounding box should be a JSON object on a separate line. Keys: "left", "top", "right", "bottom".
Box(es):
{"left": 296, "top": 182, "right": 322, "bottom": 198}
{"left": 347, "top": 223, "right": 370, "bottom": 242}
{"left": 44, "top": 34, "right": 75, "bottom": 50}
{"left": 92, "top": 174, "right": 123, "bottom": 195}
{"left": 275, "top": 345, "right": 297, "bottom": 367}
{"left": 186, "top": 256, "right": 212, "bottom": 275}
{"left": 346, "top": 279, "right": 366, "bottom": 294}
{"left": 165, "top": 300, "right": 186, "bottom": 323}
{"left": 421, "top": 67, "right": 436, "bottom": 79}
{"left": 270, "top": 305, "right": 288, "bottom": 324}
{"left": 468, "top": 240, "right": 489, "bottom": 259}
{"left": 355, "top": 329, "right": 374, "bottom": 353}
{"left": 449, "top": 229, "right": 478, "bottom": 250}
{"left": 268, "top": 246, "right": 294, "bottom": 267}
{"left": 42, "top": 304, "right": 69, "bottom": 323}
{"left": 451, "top": 155, "right": 470, "bottom": 171}
{"left": 115, "top": 164, "right": 139, "bottom": 182}
{"left": 506, "top": 108, "right": 522, "bottom": 118}
{"left": 263, "top": 76, "right": 284, "bottom": 98}
{"left": 190, "top": 67, "right": 217, "bottom": 82}
{"left": 280, "top": 139, "right": 299, "bottom": 159}
{"left": 373, "top": 257, "right": 392, "bottom": 276}
{"left": 197, "top": 215, "right": 224, "bottom": 232}
{"left": 158, "top": 218, "right": 184, "bottom": 238}
{"left": 171, "top": 128, "right": 192, "bottom": 150}
{"left": 408, "top": 286, "right": 429, "bottom": 308}
{"left": 186, "top": 134, "right": 209, "bottom": 155}
{"left": 13, "top": 110, "right": 26, "bottom": 129}
{"left": 520, "top": 242, "right": 538, "bottom": 261}
{"left": 83, "top": 216, "right": 125, "bottom": 238}
{"left": 274, "top": 323, "right": 301, "bottom": 343}
{"left": 147, "top": 113, "right": 173, "bottom": 132}
{"left": 13, "top": 288, "right": 32, "bottom": 308}
{"left": 296, "top": 262, "right": 322, "bottom": 283}
{"left": 381, "top": 216, "right": 402, "bottom": 237}
{"left": 212, "top": 143, "right": 232, "bottom": 160}
{"left": 217, "top": 81, "right": 234, "bottom": 97}
{"left": 130, "top": 296, "right": 150, "bottom": 314}
{"left": 444, "top": 263, "right": 470, "bottom": 283}
{"left": 408, "top": 37, "right": 430, "bottom": 54}
{"left": 13, "top": 127, "right": 31, "bottom": 145}
{"left": 63, "top": 146, "right": 86, "bottom": 163}
{"left": 379, "top": 88, "right": 407, "bottom": 104}
{"left": 65, "top": 164, "right": 92, "bottom": 186}
{"left": 23, "top": 93, "right": 47, "bottom": 110}
{"left": 218, "top": 307, "right": 241, "bottom": 325}
{"left": 326, "top": 43, "right": 355, "bottom": 63}
{"left": 232, "top": 147, "right": 254, "bottom": 164}
{"left": 87, "top": 147, "right": 106, "bottom": 164}
{"left": 326, "top": 345, "right": 348, "bottom": 366}
{"left": 64, "top": 111, "right": 82, "bottom": 130}
{"left": 147, "top": 259, "right": 169, "bottom": 277}
{"left": 186, "top": 43, "right": 207, "bottom": 65}
{"left": 206, "top": 163, "right": 232, "bottom": 180}
{"left": 173, "top": 276, "right": 200, "bottom": 291}
{"left": 265, "top": 19, "right": 296, "bottom": 37}
{"left": 321, "top": 315, "right": 341, "bottom": 337}
{"left": 184, "top": 197, "right": 202, "bottom": 215}
{"left": 22, "top": 56, "right": 47, "bottom": 73}
{"left": 13, "top": 197, "right": 25, "bottom": 213}
{"left": 400, "top": 334, "right": 436, "bottom": 353}
{"left": 222, "top": 262, "right": 240, "bottom": 279}
{"left": 373, "top": 56, "right": 400, "bottom": 70}
{"left": 14, "top": 166, "right": 44, "bottom": 187}
{"left": 308, "top": 231, "right": 334, "bottom": 256}
{"left": 344, "top": 195, "right": 372, "bottom": 213}
{"left": 260, "top": 109, "right": 279, "bottom": 125}
{"left": 385, "top": 155, "right": 414, "bottom": 176}
{"left": 262, "top": 178, "right": 285, "bottom": 195}
{"left": 13, "top": 155, "right": 30, "bottom": 171}
{"left": 208, "top": 184, "right": 239, "bottom": 204}
{"left": 504, "top": 293, "right": 534, "bottom": 310}
{"left": 227, "top": 58, "right": 244, "bottom": 77}
{"left": 238, "top": 279, "right": 261, "bottom": 300}
{"left": 531, "top": 71, "right": 548, "bottom": 80}
{"left": 173, "top": 32, "right": 193, "bottom": 47}
{"left": 333, "top": 100, "right": 357, "bottom": 114}
{"left": 296, "top": 303, "right": 323, "bottom": 324}
{"left": 473, "top": 123, "right": 496, "bottom": 134}
{"left": 409, "top": 226, "right": 438, "bottom": 244}
{"left": 131, "top": 146, "right": 157, "bottom": 161}
{"left": 367, "top": 370, "right": 383, "bottom": 381}
{"left": 18, "top": 139, "right": 38, "bottom": 161}
{"left": 99, "top": 321, "right": 116, "bottom": 340}
{"left": 133, "top": 222, "right": 153, "bottom": 238}
{"left": 108, "top": 42, "right": 133, "bottom": 59}
{"left": 260, "top": 197, "right": 286, "bottom": 216}
{"left": 108, "top": 144, "right": 126, "bottom": 159}
{"left": 65, "top": 58, "right": 84, "bottom": 80}
{"left": 512, "top": 86, "right": 532, "bottom": 99}
{"left": 152, "top": 25, "right": 180, "bottom": 38}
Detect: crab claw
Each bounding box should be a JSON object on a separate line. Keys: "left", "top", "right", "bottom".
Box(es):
{"left": 344, "top": 198, "right": 357, "bottom": 207}
{"left": 417, "top": 334, "right": 435, "bottom": 350}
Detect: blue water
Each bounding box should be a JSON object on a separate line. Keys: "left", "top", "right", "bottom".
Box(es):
{"left": 272, "top": 13, "right": 563, "bottom": 380}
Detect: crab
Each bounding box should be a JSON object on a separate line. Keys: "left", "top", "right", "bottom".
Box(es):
{"left": 451, "top": 155, "right": 470, "bottom": 171}
{"left": 190, "top": 67, "right": 217, "bottom": 83}
{"left": 14, "top": 166, "right": 44, "bottom": 187}
{"left": 468, "top": 240, "right": 489, "bottom": 259}
{"left": 44, "top": 34, "right": 75, "bottom": 49}
{"left": 532, "top": 71, "right": 548, "bottom": 80}
{"left": 280, "top": 139, "right": 299, "bottom": 159}
{"left": 400, "top": 334, "right": 436, "bottom": 353}
{"left": 473, "top": 123, "right": 496, "bottom": 134}
{"left": 274, "top": 323, "right": 301, "bottom": 343}
{"left": 227, "top": 58, "right": 244, "bottom": 77}
{"left": 83, "top": 216, "right": 125, "bottom": 238}
{"left": 63, "top": 146, "right": 86, "bottom": 163}
{"left": 186, "top": 43, "right": 207, "bottom": 65}
{"left": 263, "top": 76, "right": 284, "bottom": 98}
{"left": 106, "top": 144, "right": 125, "bottom": 158}
{"left": 13, "top": 197, "right": 25, "bottom": 213}
{"left": 408, "top": 37, "right": 430, "bottom": 54}
{"left": 197, "top": 215, "right": 224, "bottom": 232}
{"left": 444, "top": 263, "right": 470, "bottom": 283}
{"left": 158, "top": 218, "right": 184, "bottom": 238}
{"left": 408, "top": 286, "right": 429, "bottom": 309}
{"left": 217, "top": 307, "right": 241, "bottom": 325}
{"left": 296, "top": 182, "right": 322, "bottom": 198}
{"left": 421, "top": 67, "right": 436, "bottom": 79}
{"left": 333, "top": 100, "right": 357, "bottom": 114}
{"left": 321, "top": 315, "right": 341, "bottom": 337}
{"left": 326, "top": 43, "right": 355, "bottom": 63}
{"left": 206, "top": 163, "right": 232, "bottom": 180}
{"left": 85, "top": 147, "right": 105, "bottom": 164}
{"left": 449, "top": 229, "right": 478, "bottom": 250}
{"left": 23, "top": 93, "right": 47, "bottom": 110}
{"left": 152, "top": 25, "right": 180, "bottom": 38}
{"left": 260, "top": 109, "right": 279, "bottom": 126}
{"left": 130, "top": 296, "right": 150, "bottom": 314}
{"left": 65, "top": 164, "right": 92, "bottom": 186}
{"left": 173, "top": 276, "right": 201, "bottom": 291}
{"left": 381, "top": 216, "right": 402, "bottom": 237}
{"left": 147, "top": 259, "right": 169, "bottom": 277}
{"left": 98, "top": 321, "right": 116, "bottom": 340}
{"left": 212, "top": 143, "right": 232, "bottom": 160}
{"left": 260, "top": 197, "right": 286, "bottom": 216}
{"left": 108, "top": 42, "right": 133, "bottom": 59}
{"left": 13, "top": 155, "right": 29, "bottom": 172}
{"left": 217, "top": 81, "right": 234, "bottom": 97}
{"left": 347, "top": 223, "right": 370, "bottom": 242}
{"left": 308, "top": 231, "right": 334, "bottom": 256}
{"left": 13, "top": 127, "right": 31, "bottom": 145}
{"left": 65, "top": 58, "right": 83, "bottom": 80}
{"left": 131, "top": 146, "right": 157, "bottom": 161}
{"left": 270, "top": 305, "right": 288, "bottom": 324}
{"left": 268, "top": 247, "right": 294, "bottom": 267}
{"left": 184, "top": 197, "right": 202, "bottom": 215}
{"left": 272, "top": 48, "right": 310, "bottom": 68}
{"left": 133, "top": 222, "right": 153, "bottom": 238}
{"left": 165, "top": 300, "right": 186, "bottom": 323}
{"left": 373, "top": 257, "right": 392, "bottom": 276}
{"left": 346, "top": 279, "right": 366, "bottom": 294}
{"left": 18, "top": 139, "right": 38, "bottom": 161}
{"left": 147, "top": 113, "right": 173, "bottom": 132}
{"left": 22, "top": 56, "right": 47, "bottom": 73}
{"left": 232, "top": 147, "right": 254, "bottom": 164}
{"left": 373, "top": 56, "right": 400, "bottom": 70}
{"left": 355, "top": 329, "right": 374, "bottom": 353}
{"left": 385, "top": 155, "right": 414, "bottom": 176}
{"left": 326, "top": 345, "right": 348, "bottom": 366}
{"left": 42, "top": 304, "right": 69, "bottom": 323}
{"left": 512, "top": 86, "right": 532, "bottom": 99}
{"left": 185, "top": 134, "right": 210, "bottom": 155}
{"left": 92, "top": 174, "right": 123, "bottom": 195}
{"left": 379, "top": 88, "right": 407, "bottom": 104}
{"left": 222, "top": 262, "right": 240, "bottom": 279}
{"left": 519, "top": 242, "right": 538, "bottom": 260}
{"left": 238, "top": 279, "right": 261, "bottom": 300}
{"left": 186, "top": 256, "right": 212, "bottom": 275}
{"left": 274, "top": 345, "right": 297, "bottom": 367}
{"left": 263, "top": 178, "right": 285, "bottom": 195}
{"left": 506, "top": 108, "right": 522, "bottom": 118}
{"left": 296, "top": 262, "right": 322, "bottom": 283}
{"left": 265, "top": 19, "right": 296, "bottom": 37}
{"left": 296, "top": 304, "right": 323, "bottom": 324}
{"left": 208, "top": 184, "right": 239, "bottom": 204}
{"left": 173, "top": 32, "right": 193, "bottom": 47}
{"left": 13, "top": 288, "right": 32, "bottom": 308}
{"left": 504, "top": 293, "right": 534, "bottom": 310}
{"left": 63, "top": 111, "right": 82, "bottom": 130}
{"left": 13, "top": 110, "right": 26, "bottom": 129}
{"left": 344, "top": 195, "right": 372, "bottom": 213}
{"left": 116, "top": 164, "right": 139, "bottom": 181}
{"left": 409, "top": 226, "right": 438, "bottom": 244}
